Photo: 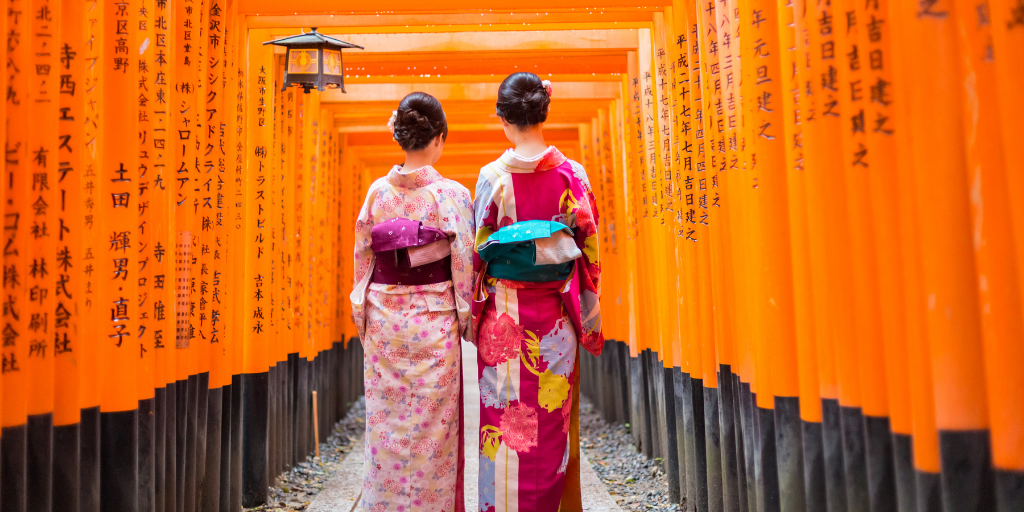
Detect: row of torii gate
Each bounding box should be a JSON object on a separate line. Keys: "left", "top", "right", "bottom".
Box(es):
{"left": 0, "top": 0, "right": 1022, "bottom": 511}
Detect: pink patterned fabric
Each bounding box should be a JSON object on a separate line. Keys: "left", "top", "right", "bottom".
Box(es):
{"left": 351, "top": 164, "right": 475, "bottom": 512}
{"left": 472, "top": 146, "right": 602, "bottom": 512}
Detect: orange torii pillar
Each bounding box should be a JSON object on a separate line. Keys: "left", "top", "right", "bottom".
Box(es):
{"left": 149, "top": 0, "right": 177, "bottom": 500}
{"left": 191, "top": 0, "right": 212, "bottom": 502}
{"left": 98, "top": 0, "right": 142, "bottom": 508}
{"left": 281, "top": 84, "right": 298, "bottom": 474}
{"left": 2, "top": 0, "right": 30, "bottom": 507}
{"left": 241, "top": 27, "right": 274, "bottom": 508}
{"left": 229, "top": 6, "right": 246, "bottom": 509}
{"left": 989, "top": 0, "right": 1024, "bottom": 506}
{"left": 25, "top": 0, "right": 60, "bottom": 506}
{"left": 894, "top": 0, "right": 996, "bottom": 510}
{"left": 199, "top": 0, "right": 229, "bottom": 507}
{"left": 801, "top": 0, "right": 863, "bottom": 506}
{"left": 695, "top": 1, "right": 726, "bottom": 509}
{"left": 668, "top": 3, "right": 698, "bottom": 506}
{"left": 136, "top": 0, "right": 157, "bottom": 505}
{"left": 675, "top": 1, "right": 709, "bottom": 507}
{"left": 172, "top": 0, "right": 200, "bottom": 503}
{"left": 54, "top": 0, "right": 86, "bottom": 506}
{"left": 625, "top": 47, "right": 657, "bottom": 462}
{"left": 651, "top": 14, "right": 684, "bottom": 505}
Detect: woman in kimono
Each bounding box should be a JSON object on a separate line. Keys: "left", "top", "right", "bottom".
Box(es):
{"left": 351, "top": 92, "right": 475, "bottom": 512}
{"left": 472, "top": 72, "right": 603, "bottom": 512}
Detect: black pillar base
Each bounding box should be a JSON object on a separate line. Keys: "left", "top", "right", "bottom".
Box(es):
{"left": 54, "top": 422, "right": 81, "bottom": 512}
{"left": 138, "top": 398, "right": 155, "bottom": 512}
{"left": 27, "top": 412, "right": 53, "bottom": 512}
{"left": 100, "top": 409, "right": 138, "bottom": 512}
{"left": 241, "top": 372, "right": 269, "bottom": 508}
{"left": 2, "top": 424, "right": 27, "bottom": 512}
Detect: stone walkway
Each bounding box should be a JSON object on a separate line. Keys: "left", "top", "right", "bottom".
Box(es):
{"left": 308, "top": 342, "right": 623, "bottom": 511}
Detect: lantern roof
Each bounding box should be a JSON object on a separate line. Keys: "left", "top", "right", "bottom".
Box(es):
{"left": 262, "top": 27, "right": 364, "bottom": 49}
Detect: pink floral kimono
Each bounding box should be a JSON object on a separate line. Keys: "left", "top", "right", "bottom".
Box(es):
{"left": 351, "top": 165, "right": 475, "bottom": 512}
{"left": 472, "top": 146, "right": 603, "bottom": 512}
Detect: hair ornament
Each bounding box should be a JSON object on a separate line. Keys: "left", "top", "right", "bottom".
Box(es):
{"left": 541, "top": 79, "right": 552, "bottom": 97}
{"left": 387, "top": 111, "right": 398, "bottom": 139}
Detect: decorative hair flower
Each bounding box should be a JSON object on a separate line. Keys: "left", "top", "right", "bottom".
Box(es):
{"left": 386, "top": 110, "right": 398, "bottom": 137}
{"left": 541, "top": 79, "right": 552, "bottom": 97}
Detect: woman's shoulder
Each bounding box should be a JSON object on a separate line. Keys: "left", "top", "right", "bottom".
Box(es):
{"left": 564, "top": 158, "right": 593, "bottom": 192}
{"left": 436, "top": 177, "right": 470, "bottom": 195}
{"left": 433, "top": 177, "right": 473, "bottom": 204}
{"left": 363, "top": 176, "right": 390, "bottom": 198}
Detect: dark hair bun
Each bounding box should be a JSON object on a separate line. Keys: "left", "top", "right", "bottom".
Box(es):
{"left": 495, "top": 72, "right": 550, "bottom": 127}
{"left": 393, "top": 92, "right": 448, "bottom": 151}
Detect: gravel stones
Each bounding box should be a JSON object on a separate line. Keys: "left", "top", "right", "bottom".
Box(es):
{"left": 579, "top": 397, "right": 681, "bottom": 512}
{"left": 245, "top": 398, "right": 367, "bottom": 512}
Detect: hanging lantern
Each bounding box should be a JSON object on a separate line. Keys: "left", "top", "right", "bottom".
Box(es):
{"left": 263, "top": 27, "right": 363, "bottom": 94}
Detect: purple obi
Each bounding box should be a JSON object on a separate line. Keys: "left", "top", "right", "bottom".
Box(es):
{"left": 370, "top": 218, "right": 453, "bottom": 286}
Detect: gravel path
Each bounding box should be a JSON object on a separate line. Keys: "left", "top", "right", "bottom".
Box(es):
{"left": 579, "top": 398, "right": 681, "bottom": 511}
{"left": 245, "top": 398, "right": 367, "bottom": 512}
{"left": 245, "top": 373, "right": 663, "bottom": 512}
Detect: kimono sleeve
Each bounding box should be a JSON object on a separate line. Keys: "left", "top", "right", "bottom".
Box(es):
{"left": 349, "top": 179, "right": 385, "bottom": 341}
{"left": 473, "top": 165, "right": 501, "bottom": 273}
{"left": 438, "top": 181, "right": 476, "bottom": 341}
{"left": 567, "top": 160, "right": 604, "bottom": 356}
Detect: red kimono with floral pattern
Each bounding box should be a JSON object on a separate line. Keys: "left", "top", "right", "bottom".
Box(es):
{"left": 471, "top": 146, "right": 603, "bottom": 512}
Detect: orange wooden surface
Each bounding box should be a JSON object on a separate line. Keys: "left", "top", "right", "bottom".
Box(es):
{"left": 694, "top": 1, "right": 718, "bottom": 390}
{"left": 237, "top": 0, "right": 672, "bottom": 16}
{"left": 953, "top": 0, "right": 1024, "bottom": 471}
{"left": 174, "top": 0, "right": 200, "bottom": 382}
{"left": 242, "top": 28, "right": 273, "bottom": 375}
{"left": 679, "top": 0, "right": 702, "bottom": 379}
{"left": 989, "top": 0, "right": 1024, "bottom": 342}
{"left": 835, "top": 0, "right": 888, "bottom": 420}
{"left": 779, "top": 0, "right": 820, "bottom": 418}
{"left": 208, "top": 0, "right": 231, "bottom": 388}
{"left": 859, "top": 0, "right": 911, "bottom": 436}
{"left": 3, "top": 0, "right": 31, "bottom": 428}
{"left": 153, "top": 0, "right": 176, "bottom": 392}
{"left": 896, "top": 0, "right": 989, "bottom": 433}
{"left": 709, "top": 0, "right": 738, "bottom": 381}
{"left": 99, "top": 0, "right": 141, "bottom": 413}
{"left": 292, "top": 88, "right": 306, "bottom": 358}
{"left": 887, "top": 0, "right": 941, "bottom": 473}
{"left": 230, "top": 2, "right": 246, "bottom": 379}
{"left": 988, "top": 0, "right": 1024, "bottom": 472}
{"left": 23, "top": 0, "right": 60, "bottom": 419}
{"left": 652, "top": 13, "right": 679, "bottom": 369}
{"left": 135, "top": 0, "right": 157, "bottom": 402}
{"left": 805, "top": 0, "right": 859, "bottom": 410}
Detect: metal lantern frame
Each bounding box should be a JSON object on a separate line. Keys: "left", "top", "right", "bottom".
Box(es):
{"left": 263, "top": 27, "right": 363, "bottom": 94}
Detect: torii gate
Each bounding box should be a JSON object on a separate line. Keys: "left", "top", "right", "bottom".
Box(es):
{"left": 0, "top": 0, "right": 1022, "bottom": 511}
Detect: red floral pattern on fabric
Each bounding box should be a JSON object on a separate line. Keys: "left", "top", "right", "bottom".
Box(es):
{"left": 499, "top": 402, "right": 539, "bottom": 453}
{"left": 497, "top": 278, "right": 530, "bottom": 289}
{"left": 478, "top": 308, "right": 524, "bottom": 366}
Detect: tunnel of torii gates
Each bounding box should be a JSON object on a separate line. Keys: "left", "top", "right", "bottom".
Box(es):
{"left": 1, "top": 0, "right": 1024, "bottom": 510}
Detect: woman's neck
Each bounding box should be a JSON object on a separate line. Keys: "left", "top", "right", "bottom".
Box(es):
{"left": 512, "top": 125, "right": 548, "bottom": 159}
{"left": 401, "top": 150, "right": 432, "bottom": 172}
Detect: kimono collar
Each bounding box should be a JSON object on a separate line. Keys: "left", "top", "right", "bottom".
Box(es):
{"left": 492, "top": 146, "right": 567, "bottom": 173}
{"left": 386, "top": 164, "right": 444, "bottom": 188}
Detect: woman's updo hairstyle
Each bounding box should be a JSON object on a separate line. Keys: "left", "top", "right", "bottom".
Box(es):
{"left": 393, "top": 92, "right": 448, "bottom": 152}
{"left": 495, "top": 72, "right": 550, "bottom": 127}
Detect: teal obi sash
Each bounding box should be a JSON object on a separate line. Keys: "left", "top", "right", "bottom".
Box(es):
{"left": 477, "top": 220, "right": 582, "bottom": 282}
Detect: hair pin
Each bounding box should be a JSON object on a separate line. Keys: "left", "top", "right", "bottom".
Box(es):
{"left": 387, "top": 110, "right": 397, "bottom": 141}
{"left": 541, "top": 79, "right": 552, "bottom": 97}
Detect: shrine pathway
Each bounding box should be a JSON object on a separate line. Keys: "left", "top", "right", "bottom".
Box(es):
{"left": 309, "top": 342, "right": 623, "bottom": 512}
